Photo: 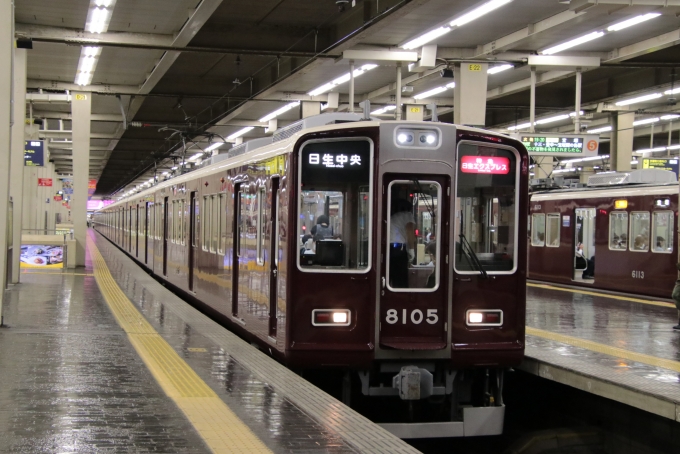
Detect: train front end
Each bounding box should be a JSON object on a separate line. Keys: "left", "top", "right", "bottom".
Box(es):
{"left": 287, "top": 119, "right": 528, "bottom": 438}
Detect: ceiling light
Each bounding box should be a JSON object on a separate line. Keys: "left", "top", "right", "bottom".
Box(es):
{"left": 667, "top": 144, "right": 680, "bottom": 150}
{"left": 569, "top": 111, "right": 584, "bottom": 117}
{"left": 94, "top": 0, "right": 115, "bottom": 6}
{"left": 227, "top": 126, "right": 254, "bottom": 141}
{"left": 631, "top": 160, "right": 638, "bottom": 165}
{"left": 401, "top": 26, "right": 452, "bottom": 50}
{"left": 607, "top": 13, "right": 661, "bottom": 32}
{"left": 147, "top": 178, "right": 154, "bottom": 184}
{"left": 86, "top": 7, "right": 111, "bottom": 33}
{"left": 661, "top": 114, "right": 680, "bottom": 121}
{"left": 535, "top": 114, "right": 570, "bottom": 125}
{"left": 371, "top": 105, "right": 396, "bottom": 115}
{"left": 308, "top": 64, "right": 377, "bottom": 97}
{"left": 171, "top": 166, "right": 178, "bottom": 170}
{"left": 259, "top": 101, "right": 300, "bottom": 122}
{"left": 75, "top": 72, "right": 93, "bottom": 86}
{"left": 587, "top": 126, "right": 612, "bottom": 134}
{"left": 507, "top": 122, "right": 531, "bottom": 131}
{"left": 187, "top": 153, "right": 203, "bottom": 162}
{"left": 487, "top": 64, "right": 513, "bottom": 75}
{"left": 615, "top": 93, "right": 662, "bottom": 106}
{"left": 413, "top": 82, "right": 455, "bottom": 100}
{"left": 664, "top": 88, "right": 680, "bottom": 95}
{"left": 540, "top": 31, "right": 605, "bottom": 55}
{"left": 633, "top": 117, "right": 659, "bottom": 126}
{"left": 636, "top": 147, "right": 666, "bottom": 153}
{"left": 450, "top": 0, "right": 513, "bottom": 27}
{"left": 205, "top": 142, "right": 224, "bottom": 152}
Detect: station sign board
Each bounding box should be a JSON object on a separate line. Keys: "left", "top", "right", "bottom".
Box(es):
{"left": 24, "top": 140, "right": 44, "bottom": 166}
{"left": 515, "top": 133, "right": 599, "bottom": 157}
{"left": 642, "top": 158, "right": 679, "bottom": 179}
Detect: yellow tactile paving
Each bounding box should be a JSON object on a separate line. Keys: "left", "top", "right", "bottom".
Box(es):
{"left": 87, "top": 236, "right": 272, "bottom": 453}
{"left": 528, "top": 282, "right": 676, "bottom": 308}
{"left": 526, "top": 326, "right": 680, "bottom": 374}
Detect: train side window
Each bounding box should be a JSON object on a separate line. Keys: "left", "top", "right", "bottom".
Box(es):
{"left": 297, "top": 138, "right": 373, "bottom": 272}
{"left": 531, "top": 214, "right": 545, "bottom": 247}
{"left": 210, "top": 195, "right": 218, "bottom": 253}
{"left": 192, "top": 195, "right": 200, "bottom": 247}
{"left": 545, "top": 213, "right": 560, "bottom": 247}
{"left": 609, "top": 211, "right": 628, "bottom": 250}
{"left": 170, "top": 201, "right": 176, "bottom": 244}
{"left": 181, "top": 199, "right": 186, "bottom": 246}
{"left": 218, "top": 194, "right": 227, "bottom": 254}
{"left": 256, "top": 187, "right": 266, "bottom": 265}
{"left": 239, "top": 190, "right": 248, "bottom": 258}
{"left": 629, "top": 211, "right": 650, "bottom": 252}
{"left": 202, "top": 196, "right": 209, "bottom": 251}
{"left": 652, "top": 211, "right": 673, "bottom": 253}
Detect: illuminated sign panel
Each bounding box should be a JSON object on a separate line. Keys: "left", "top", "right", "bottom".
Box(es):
{"left": 642, "top": 158, "right": 679, "bottom": 179}
{"left": 460, "top": 156, "right": 510, "bottom": 175}
{"left": 38, "top": 178, "right": 52, "bottom": 187}
{"left": 24, "top": 140, "right": 44, "bottom": 166}
{"left": 300, "top": 141, "right": 371, "bottom": 185}
{"left": 516, "top": 134, "right": 599, "bottom": 157}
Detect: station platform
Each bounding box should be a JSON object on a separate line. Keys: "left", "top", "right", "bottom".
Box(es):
{"left": 0, "top": 230, "right": 417, "bottom": 453}
{"left": 522, "top": 282, "right": 680, "bottom": 423}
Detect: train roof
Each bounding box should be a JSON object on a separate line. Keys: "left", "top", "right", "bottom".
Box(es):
{"left": 531, "top": 181, "right": 678, "bottom": 201}
{"left": 99, "top": 114, "right": 522, "bottom": 212}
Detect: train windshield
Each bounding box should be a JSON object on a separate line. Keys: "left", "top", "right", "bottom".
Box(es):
{"left": 297, "top": 139, "right": 373, "bottom": 272}
{"left": 454, "top": 142, "right": 518, "bottom": 274}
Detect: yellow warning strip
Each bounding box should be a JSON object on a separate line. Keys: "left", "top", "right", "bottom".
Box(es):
{"left": 526, "top": 326, "right": 680, "bottom": 373}
{"left": 528, "top": 282, "right": 676, "bottom": 309}
{"left": 87, "top": 236, "right": 271, "bottom": 453}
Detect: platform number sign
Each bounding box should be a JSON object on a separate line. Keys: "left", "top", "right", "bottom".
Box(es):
{"left": 468, "top": 64, "right": 482, "bottom": 72}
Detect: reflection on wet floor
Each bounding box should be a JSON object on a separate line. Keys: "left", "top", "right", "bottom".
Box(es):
{"left": 527, "top": 285, "right": 680, "bottom": 385}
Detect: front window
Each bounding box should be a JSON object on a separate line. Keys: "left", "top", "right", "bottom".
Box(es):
{"left": 297, "top": 138, "right": 373, "bottom": 272}
{"left": 455, "top": 142, "right": 518, "bottom": 273}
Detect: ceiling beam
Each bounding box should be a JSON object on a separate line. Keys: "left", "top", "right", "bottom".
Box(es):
{"left": 605, "top": 28, "right": 680, "bottom": 63}
{"left": 15, "top": 23, "right": 172, "bottom": 47}
{"left": 27, "top": 79, "right": 139, "bottom": 94}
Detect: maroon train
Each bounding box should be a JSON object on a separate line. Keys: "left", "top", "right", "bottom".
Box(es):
{"left": 94, "top": 113, "right": 529, "bottom": 438}
{"left": 529, "top": 173, "right": 678, "bottom": 299}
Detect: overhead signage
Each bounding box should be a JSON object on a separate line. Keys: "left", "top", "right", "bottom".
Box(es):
{"left": 38, "top": 178, "right": 52, "bottom": 187}
{"left": 517, "top": 134, "right": 599, "bottom": 157}
{"left": 642, "top": 158, "right": 679, "bottom": 179}
{"left": 24, "top": 140, "right": 44, "bottom": 166}
{"left": 460, "top": 156, "right": 510, "bottom": 175}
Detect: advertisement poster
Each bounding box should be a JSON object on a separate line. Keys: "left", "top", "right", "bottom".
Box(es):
{"left": 24, "top": 140, "right": 44, "bottom": 166}
{"left": 38, "top": 178, "right": 52, "bottom": 187}
{"left": 88, "top": 179, "right": 97, "bottom": 197}
{"left": 62, "top": 178, "right": 73, "bottom": 195}
{"left": 20, "top": 245, "right": 64, "bottom": 268}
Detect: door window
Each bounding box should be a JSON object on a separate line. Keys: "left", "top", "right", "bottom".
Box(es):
{"left": 531, "top": 213, "right": 545, "bottom": 246}
{"left": 546, "top": 213, "right": 560, "bottom": 247}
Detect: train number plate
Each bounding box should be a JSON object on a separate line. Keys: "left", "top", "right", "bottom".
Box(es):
{"left": 386, "top": 309, "right": 438, "bottom": 325}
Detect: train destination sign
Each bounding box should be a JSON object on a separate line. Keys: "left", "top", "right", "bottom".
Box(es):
{"left": 24, "top": 140, "right": 44, "bottom": 166}
{"left": 516, "top": 134, "right": 599, "bottom": 157}
{"left": 642, "top": 158, "right": 679, "bottom": 179}
{"left": 460, "top": 156, "right": 510, "bottom": 175}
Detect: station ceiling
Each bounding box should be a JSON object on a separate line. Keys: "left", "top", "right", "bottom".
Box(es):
{"left": 15, "top": 0, "right": 680, "bottom": 196}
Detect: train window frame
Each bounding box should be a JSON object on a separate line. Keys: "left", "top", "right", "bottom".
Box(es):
{"left": 545, "top": 213, "right": 560, "bottom": 247}
{"left": 652, "top": 211, "right": 673, "bottom": 254}
{"left": 210, "top": 194, "right": 218, "bottom": 254}
{"left": 202, "top": 196, "right": 209, "bottom": 252}
{"left": 218, "top": 193, "right": 227, "bottom": 255}
{"left": 296, "top": 137, "right": 375, "bottom": 274}
{"left": 170, "top": 201, "right": 175, "bottom": 244}
{"left": 531, "top": 213, "right": 545, "bottom": 247}
{"left": 454, "top": 140, "right": 520, "bottom": 276}
{"left": 181, "top": 199, "right": 186, "bottom": 246}
{"left": 256, "top": 186, "right": 266, "bottom": 266}
{"left": 608, "top": 211, "right": 628, "bottom": 251}
{"left": 629, "top": 211, "right": 650, "bottom": 253}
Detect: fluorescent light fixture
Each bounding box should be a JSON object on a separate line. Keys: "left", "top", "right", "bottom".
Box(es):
{"left": 631, "top": 160, "right": 638, "bottom": 165}
{"left": 401, "top": 26, "right": 451, "bottom": 50}
{"left": 95, "top": 0, "right": 114, "bottom": 6}
{"left": 320, "top": 103, "right": 328, "bottom": 111}
{"left": 667, "top": 144, "right": 680, "bottom": 150}
{"left": 187, "top": 153, "right": 203, "bottom": 162}
{"left": 171, "top": 166, "right": 178, "bottom": 170}
{"left": 487, "top": 64, "right": 513, "bottom": 75}
{"left": 227, "top": 126, "right": 254, "bottom": 141}
{"left": 587, "top": 126, "right": 612, "bottom": 134}
{"left": 147, "top": 178, "right": 154, "bottom": 184}
{"left": 413, "top": 82, "right": 455, "bottom": 100}
{"left": 561, "top": 155, "right": 609, "bottom": 164}
{"left": 162, "top": 171, "right": 169, "bottom": 176}
{"left": 664, "top": 87, "right": 680, "bottom": 95}
{"left": 371, "top": 105, "right": 396, "bottom": 115}
{"left": 636, "top": 147, "right": 666, "bottom": 153}
{"left": 661, "top": 114, "right": 680, "bottom": 120}
{"left": 205, "top": 142, "right": 224, "bottom": 152}
{"left": 615, "top": 93, "right": 662, "bottom": 106}
{"left": 633, "top": 117, "right": 659, "bottom": 126}
{"left": 75, "top": 46, "right": 102, "bottom": 86}
{"left": 259, "top": 101, "right": 300, "bottom": 122}
{"left": 541, "top": 31, "right": 604, "bottom": 55}
{"left": 553, "top": 168, "right": 578, "bottom": 173}
{"left": 308, "top": 64, "right": 377, "bottom": 96}
{"left": 507, "top": 122, "right": 531, "bottom": 131}
{"left": 536, "top": 114, "right": 570, "bottom": 125}
{"left": 607, "top": 13, "right": 660, "bottom": 32}
{"left": 86, "top": 6, "right": 111, "bottom": 33}
{"left": 569, "top": 111, "right": 584, "bottom": 117}
{"left": 450, "top": 0, "right": 513, "bottom": 27}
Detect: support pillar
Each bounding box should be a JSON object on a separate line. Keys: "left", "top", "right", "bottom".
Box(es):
{"left": 72, "top": 92, "right": 91, "bottom": 266}
{"left": 301, "top": 101, "right": 321, "bottom": 118}
{"left": 574, "top": 71, "right": 582, "bottom": 133}
{"left": 0, "top": 0, "right": 13, "bottom": 322}
{"left": 613, "top": 112, "right": 634, "bottom": 172}
{"left": 534, "top": 157, "right": 554, "bottom": 179}
{"left": 529, "top": 69, "right": 536, "bottom": 133}
{"left": 348, "top": 60, "right": 355, "bottom": 113}
{"left": 9, "top": 49, "right": 26, "bottom": 283}
{"left": 395, "top": 63, "right": 402, "bottom": 120}
{"left": 453, "top": 63, "right": 488, "bottom": 126}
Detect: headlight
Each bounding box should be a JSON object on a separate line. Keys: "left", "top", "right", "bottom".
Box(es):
{"left": 397, "top": 132, "right": 413, "bottom": 144}
{"left": 466, "top": 309, "right": 503, "bottom": 327}
{"left": 312, "top": 309, "right": 351, "bottom": 326}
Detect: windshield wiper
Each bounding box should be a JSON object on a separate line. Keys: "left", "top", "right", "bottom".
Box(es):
{"left": 459, "top": 233, "right": 488, "bottom": 279}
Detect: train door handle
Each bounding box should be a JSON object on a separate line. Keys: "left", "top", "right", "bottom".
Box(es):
{"left": 272, "top": 269, "right": 277, "bottom": 276}
{"left": 382, "top": 277, "right": 386, "bottom": 289}
{"left": 455, "top": 277, "right": 471, "bottom": 282}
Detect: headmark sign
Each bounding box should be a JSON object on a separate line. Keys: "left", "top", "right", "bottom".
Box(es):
{"left": 517, "top": 133, "right": 599, "bottom": 157}
{"left": 24, "top": 140, "right": 44, "bottom": 166}
{"left": 460, "top": 156, "right": 510, "bottom": 175}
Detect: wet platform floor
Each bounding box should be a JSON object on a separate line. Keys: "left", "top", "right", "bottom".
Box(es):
{"left": 0, "top": 231, "right": 416, "bottom": 453}
{"left": 524, "top": 282, "right": 680, "bottom": 422}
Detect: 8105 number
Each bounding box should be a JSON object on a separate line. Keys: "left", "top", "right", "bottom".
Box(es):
{"left": 386, "top": 309, "right": 438, "bottom": 325}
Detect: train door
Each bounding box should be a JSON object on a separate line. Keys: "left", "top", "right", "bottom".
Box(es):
{"left": 144, "top": 202, "right": 149, "bottom": 264}
{"left": 574, "top": 207, "right": 595, "bottom": 281}
{"left": 232, "top": 183, "right": 243, "bottom": 317}
{"left": 188, "top": 191, "right": 197, "bottom": 291}
{"left": 128, "top": 206, "right": 132, "bottom": 253}
{"left": 163, "top": 197, "right": 169, "bottom": 276}
{"left": 268, "top": 177, "right": 280, "bottom": 337}
{"left": 379, "top": 176, "right": 449, "bottom": 351}
{"left": 134, "top": 204, "right": 139, "bottom": 257}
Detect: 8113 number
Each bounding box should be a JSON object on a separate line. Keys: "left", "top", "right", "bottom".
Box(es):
{"left": 386, "top": 309, "right": 438, "bottom": 325}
